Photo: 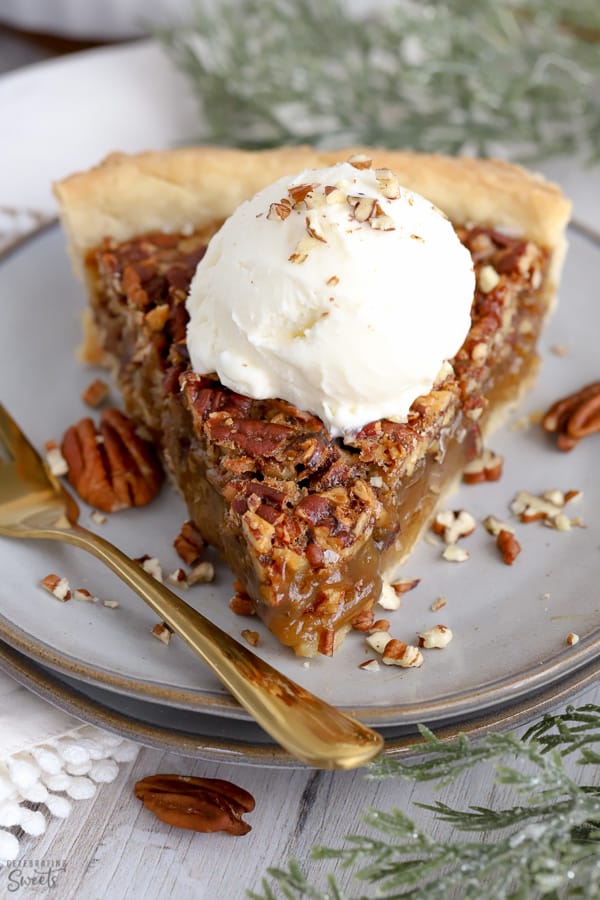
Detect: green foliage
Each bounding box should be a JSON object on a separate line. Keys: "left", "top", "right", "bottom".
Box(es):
{"left": 158, "top": 0, "right": 600, "bottom": 163}
{"left": 251, "top": 705, "right": 600, "bottom": 899}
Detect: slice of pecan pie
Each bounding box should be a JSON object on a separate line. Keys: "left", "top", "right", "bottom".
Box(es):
{"left": 55, "top": 147, "right": 570, "bottom": 657}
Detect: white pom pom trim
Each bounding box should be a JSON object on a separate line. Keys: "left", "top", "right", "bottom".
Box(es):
{"left": 0, "top": 725, "right": 138, "bottom": 861}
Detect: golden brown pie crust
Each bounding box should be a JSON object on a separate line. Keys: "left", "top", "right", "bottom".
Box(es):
{"left": 54, "top": 146, "right": 571, "bottom": 278}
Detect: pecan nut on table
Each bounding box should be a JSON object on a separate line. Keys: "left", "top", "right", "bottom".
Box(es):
{"left": 134, "top": 774, "right": 255, "bottom": 835}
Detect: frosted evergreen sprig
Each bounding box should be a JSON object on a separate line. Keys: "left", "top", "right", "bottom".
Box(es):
{"left": 158, "top": 0, "right": 600, "bottom": 163}
{"left": 250, "top": 704, "right": 600, "bottom": 899}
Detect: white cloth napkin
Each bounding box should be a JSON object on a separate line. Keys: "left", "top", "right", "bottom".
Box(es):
{"left": 0, "top": 670, "right": 138, "bottom": 862}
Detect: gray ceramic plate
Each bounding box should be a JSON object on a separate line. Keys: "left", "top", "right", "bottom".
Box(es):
{"left": 1, "top": 43, "right": 599, "bottom": 737}
{"left": 1, "top": 219, "right": 599, "bottom": 728}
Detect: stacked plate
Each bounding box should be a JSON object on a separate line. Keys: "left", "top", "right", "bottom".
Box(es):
{"left": 0, "top": 43, "right": 599, "bottom": 767}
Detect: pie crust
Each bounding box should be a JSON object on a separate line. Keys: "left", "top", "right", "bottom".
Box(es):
{"left": 54, "top": 146, "right": 571, "bottom": 657}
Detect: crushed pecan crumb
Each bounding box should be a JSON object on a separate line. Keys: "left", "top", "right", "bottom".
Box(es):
{"left": 241, "top": 629, "right": 260, "bottom": 647}
{"left": 145, "top": 304, "right": 170, "bottom": 332}
{"left": 44, "top": 440, "right": 69, "bottom": 477}
{"left": 352, "top": 608, "right": 375, "bottom": 632}
{"left": 442, "top": 544, "right": 469, "bottom": 563}
{"left": 152, "top": 621, "right": 173, "bottom": 645}
{"left": 510, "top": 489, "right": 582, "bottom": 529}
{"left": 174, "top": 521, "right": 205, "bottom": 566}
{"left": 432, "top": 509, "right": 476, "bottom": 544}
{"left": 418, "top": 624, "right": 453, "bottom": 649}
{"left": 497, "top": 529, "right": 521, "bottom": 564}
{"left": 229, "top": 590, "right": 256, "bottom": 616}
{"left": 378, "top": 581, "right": 402, "bottom": 611}
{"left": 73, "top": 588, "right": 97, "bottom": 603}
{"left": 374, "top": 168, "right": 400, "bottom": 199}
{"left": 483, "top": 515, "right": 514, "bottom": 536}
{"left": 41, "top": 573, "right": 71, "bottom": 602}
{"left": 347, "top": 153, "right": 373, "bottom": 170}
{"left": 81, "top": 378, "right": 110, "bottom": 408}
{"left": 463, "top": 449, "right": 503, "bottom": 484}
{"left": 138, "top": 556, "right": 163, "bottom": 583}
{"left": 318, "top": 627, "right": 335, "bottom": 656}
{"left": 167, "top": 568, "right": 189, "bottom": 589}
{"left": 188, "top": 561, "right": 215, "bottom": 585}
{"left": 382, "top": 639, "right": 424, "bottom": 668}
{"left": 365, "top": 630, "right": 391, "bottom": 655}
{"left": 359, "top": 658, "right": 380, "bottom": 672}
{"left": 391, "top": 577, "right": 420, "bottom": 596}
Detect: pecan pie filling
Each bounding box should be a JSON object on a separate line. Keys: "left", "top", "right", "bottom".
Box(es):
{"left": 83, "top": 224, "right": 549, "bottom": 657}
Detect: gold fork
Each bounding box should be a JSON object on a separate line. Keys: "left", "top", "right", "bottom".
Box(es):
{"left": 0, "top": 404, "right": 383, "bottom": 769}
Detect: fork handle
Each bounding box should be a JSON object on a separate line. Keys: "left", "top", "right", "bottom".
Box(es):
{"left": 41, "top": 523, "right": 383, "bottom": 769}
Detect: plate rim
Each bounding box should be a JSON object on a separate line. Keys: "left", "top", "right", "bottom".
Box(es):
{"left": 0, "top": 594, "right": 599, "bottom": 726}
{"left": 1, "top": 636, "right": 597, "bottom": 768}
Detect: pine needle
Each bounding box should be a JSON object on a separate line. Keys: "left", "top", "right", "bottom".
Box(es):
{"left": 251, "top": 705, "right": 600, "bottom": 899}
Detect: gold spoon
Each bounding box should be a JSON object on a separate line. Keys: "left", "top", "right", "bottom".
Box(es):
{"left": 0, "top": 403, "right": 383, "bottom": 769}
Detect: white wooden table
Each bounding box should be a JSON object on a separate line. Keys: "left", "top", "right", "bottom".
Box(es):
{"left": 1, "top": 25, "right": 599, "bottom": 900}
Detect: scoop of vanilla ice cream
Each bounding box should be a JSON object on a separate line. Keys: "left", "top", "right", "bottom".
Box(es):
{"left": 186, "top": 161, "right": 475, "bottom": 437}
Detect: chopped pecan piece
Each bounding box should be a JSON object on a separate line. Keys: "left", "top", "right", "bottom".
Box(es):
{"left": 442, "top": 544, "right": 469, "bottom": 563}
{"left": 134, "top": 774, "right": 255, "bottom": 835}
{"left": 152, "top": 621, "right": 173, "bottom": 645}
{"left": 145, "top": 304, "right": 170, "bottom": 332}
{"left": 391, "top": 577, "right": 420, "bottom": 596}
{"left": 81, "top": 378, "right": 110, "bottom": 408}
{"left": 241, "top": 629, "right": 260, "bottom": 647}
{"left": 288, "top": 183, "right": 315, "bottom": 205}
{"left": 229, "top": 590, "right": 256, "bottom": 616}
{"left": 174, "top": 520, "right": 205, "bottom": 565}
{"left": 496, "top": 529, "right": 521, "bottom": 565}
{"left": 44, "top": 439, "right": 69, "bottom": 477}
{"left": 352, "top": 608, "right": 375, "bottom": 631}
{"left": 378, "top": 582, "right": 402, "bottom": 611}
{"left": 347, "top": 153, "right": 373, "bottom": 170}
{"left": 41, "top": 573, "right": 71, "bottom": 602}
{"left": 61, "top": 409, "right": 162, "bottom": 512}
{"left": 359, "top": 659, "right": 380, "bottom": 672}
{"left": 167, "top": 568, "right": 189, "bottom": 589}
{"left": 382, "top": 640, "right": 424, "bottom": 668}
{"left": 188, "top": 561, "right": 215, "bottom": 585}
{"left": 317, "top": 627, "right": 335, "bottom": 656}
{"left": 462, "top": 449, "right": 503, "bottom": 484}
{"left": 432, "top": 510, "right": 476, "bottom": 544}
{"left": 418, "top": 624, "right": 453, "bottom": 649}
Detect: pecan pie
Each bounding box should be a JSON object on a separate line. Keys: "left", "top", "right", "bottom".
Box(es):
{"left": 55, "top": 147, "right": 570, "bottom": 657}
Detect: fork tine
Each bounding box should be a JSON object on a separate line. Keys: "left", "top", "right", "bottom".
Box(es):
{"left": 0, "top": 403, "right": 51, "bottom": 488}
{"left": 0, "top": 403, "right": 17, "bottom": 463}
